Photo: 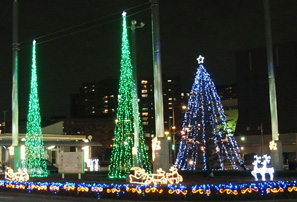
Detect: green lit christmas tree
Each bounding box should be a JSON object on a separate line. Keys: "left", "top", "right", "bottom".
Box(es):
{"left": 108, "top": 12, "right": 151, "bottom": 179}
{"left": 24, "top": 40, "right": 48, "bottom": 177}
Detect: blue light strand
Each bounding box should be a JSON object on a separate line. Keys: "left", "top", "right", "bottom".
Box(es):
{"left": 175, "top": 57, "right": 244, "bottom": 171}
{"left": 0, "top": 179, "right": 296, "bottom": 200}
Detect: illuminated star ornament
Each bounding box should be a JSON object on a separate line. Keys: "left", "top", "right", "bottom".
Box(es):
{"left": 197, "top": 55, "right": 204, "bottom": 64}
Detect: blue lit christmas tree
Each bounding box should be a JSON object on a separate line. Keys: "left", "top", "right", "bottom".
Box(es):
{"left": 108, "top": 12, "right": 151, "bottom": 179}
{"left": 24, "top": 40, "right": 48, "bottom": 177}
{"left": 175, "top": 55, "right": 244, "bottom": 171}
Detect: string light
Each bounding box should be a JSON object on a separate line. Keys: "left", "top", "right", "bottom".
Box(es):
{"left": 0, "top": 180, "right": 296, "bottom": 200}
{"left": 24, "top": 40, "right": 48, "bottom": 177}
{"left": 108, "top": 11, "right": 151, "bottom": 179}
{"left": 175, "top": 55, "right": 244, "bottom": 171}
{"left": 129, "top": 166, "right": 183, "bottom": 185}
{"left": 5, "top": 167, "right": 29, "bottom": 182}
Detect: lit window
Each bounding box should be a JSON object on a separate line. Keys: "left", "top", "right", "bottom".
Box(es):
{"left": 168, "top": 89, "right": 172, "bottom": 91}
{"left": 141, "top": 80, "right": 148, "bottom": 84}
{"left": 110, "top": 95, "right": 114, "bottom": 97}
{"left": 92, "top": 111, "right": 95, "bottom": 114}
{"left": 167, "top": 80, "right": 172, "bottom": 82}
{"left": 142, "top": 117, "right": 148, "bottom": 121}
{"left": 141, "top": 94, "right": 148, "bottom": 98}
{"left": 168, "top": 98, "right": 172, "bottom": 100}
{"left": 143, "top": 122, "right": 149, "bottom": 125}
{"left": 141, "top": 90, "right": 147, "bottom": 93}
{"left": 181, "top": 93, "right": 184, "bottom": 96}
{"left": 84, "top": 86, "right": 88, "bottom": 89}
{"left": 169, "top": 107, "right": 172, "bottom": 109}
{"left": 104, "top": 100, "right": 108, "bottom": 103}
{"left": 168, "top": 102, "right": 172, "bottom": 105}
{"left": 92, "top": 89, "right": 95, "bottom": 92}
{"left": 104, "top": 96, "right": 108, "bottom": 99}
{"left": 85, "top": 99, "right": 88, "bottom": 101}
{"left": 142, "top": 108, "right": 148, "bottom": 111}
{"left": 103, "top": 109, "right": 108, "bottom": 114}
{"left": 142, "top": 112, "right": 148, "bottom": 116}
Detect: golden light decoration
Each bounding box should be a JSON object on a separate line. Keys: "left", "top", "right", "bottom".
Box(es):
{"left": 152, "top": 137, "right": 161, "bottom": 161}
{"left": 288, "top": 186, "right": 297, "bottom": 192}
{"left": 266, "top": 187, "right": 284, "bottom": 194}
{"left": 192, "top": 188, "right": 211, "bottom": 195}
{"left": 129, "top": 166, "right": 183, "bottom": 185}
{"left": 269, "top": 140, "right": 277, "bottom": 150}
{"left": 5, "top": 167, "right": 29, "bottom": 182}
{"left": 144, "top": 187, "right": 163, "bottom": 194}
{"left": 241, "top": 187, "right": 259, "bottom": 194}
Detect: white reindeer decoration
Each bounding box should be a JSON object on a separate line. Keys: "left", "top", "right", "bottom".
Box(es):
{"left": 251, "top": 154, "right": 275, "bottom": 181}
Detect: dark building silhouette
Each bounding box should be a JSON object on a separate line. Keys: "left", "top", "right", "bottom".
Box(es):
{"left": 70, "top": 78, "right": 118, "bottom": 118}
{"left": 235, "top": 43, "right": 297, "bottom": 136}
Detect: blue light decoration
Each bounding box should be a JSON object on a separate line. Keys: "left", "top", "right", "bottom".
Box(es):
{"left": 1, "top": 179, "right": 297, "bottom": 200}
{"left": 175, "top": 55, "right": 244, "bottom": 171}
{"left": 108, "top": 11, "right": 151, "bottom": 179}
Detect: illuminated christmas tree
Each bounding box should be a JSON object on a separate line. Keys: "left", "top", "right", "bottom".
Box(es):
{"left": 24, "top": 40, "right": 48, "bottom": 177}
{"left": 175, "top": 55, "right": 244, "bottom": 171}
{"left": 108, "top": 12, "right": 151, "bottom": 179}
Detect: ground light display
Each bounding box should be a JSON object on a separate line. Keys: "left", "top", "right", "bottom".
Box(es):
{"left": 1, "top": 179, "right": 297, "bottom": 201}
{"left": 24, "top": 40, "right": 48, "bottom": 177}
{"left": 175, "top": 55, "right": 244, "bottom": 171}
{"left": 108, "top": 12, "right": 151, "bottom": 179}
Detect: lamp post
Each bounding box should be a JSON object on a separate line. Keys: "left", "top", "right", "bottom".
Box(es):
{"left": 129, "top": 20, "right": 144, "bottom": 167}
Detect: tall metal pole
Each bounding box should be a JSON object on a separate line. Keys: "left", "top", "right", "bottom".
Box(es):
{"left": 151, "top": 0, "right": 164, "bottom": 138}
{"left": 12, "top": 0, "right": 19, "bottom": 146}
{"left": 129, "top": 20, "right": 144, "bottom": 166}
{"left": 151, "top": 0, "right": 169, "bottom": 171}
{"left": 263, "top": 0, "right": 283, "bottom": 170}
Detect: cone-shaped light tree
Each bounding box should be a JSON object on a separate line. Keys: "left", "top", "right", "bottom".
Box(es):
{"left": 108, "top": 12, "right": 151, "bottom": 179}
{"left": 24, "top": 40, "right": 48, "bottom": 177}
{"left": 175, "top": 55, "right": 244, "bottom": 171}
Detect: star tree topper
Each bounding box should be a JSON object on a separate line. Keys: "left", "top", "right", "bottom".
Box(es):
{"left": 197, "top": 55, "right": 204, "bottom": 64}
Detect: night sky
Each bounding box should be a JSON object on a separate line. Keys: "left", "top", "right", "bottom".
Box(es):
{"left": 0, "top": 0, "right": 296, "bottom": 121}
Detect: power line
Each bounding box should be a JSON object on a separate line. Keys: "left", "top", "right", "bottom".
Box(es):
{"left": 19, "top": 1, "right": 150, "bottom": 47}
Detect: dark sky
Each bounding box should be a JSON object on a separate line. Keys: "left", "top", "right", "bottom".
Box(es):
{"left": 0, "top": 0, "right": 296, "bottom": 121}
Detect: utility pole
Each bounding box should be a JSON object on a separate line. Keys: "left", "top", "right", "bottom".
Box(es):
{"left": 12, "top": 0, "right": 19, "bottom": 146}
{"left": 263, "top": 0, "right": 283, "bottom": 170}
{"left": 129, "top": 20, "right": 145, "bottom": 89}
{"left": 129, "top": 19, "right": 145, "bottom": 167}
{"left": 151, "top": 0, "right": 169, "bottom": 171}
{"left": 12, "top": 0, "right": 21, "bottom": 171}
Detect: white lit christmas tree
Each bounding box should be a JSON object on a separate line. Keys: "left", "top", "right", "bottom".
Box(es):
{"left": 108, "top": 12, "right": 151, "bottom": 179}
{"left": 24, "top": 40, "right": 48, "bottom": 177}
{"left": 175, "top": 55, "right": 244, "bottom": 171}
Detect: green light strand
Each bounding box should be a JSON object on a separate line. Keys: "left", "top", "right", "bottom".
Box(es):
{"left": 108, "top": 12, "right": 151, "bottom": 179}
{"left": 24, "top": 40, "right": 48, "bottom": 177}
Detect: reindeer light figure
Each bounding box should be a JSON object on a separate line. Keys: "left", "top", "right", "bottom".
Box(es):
{"left": 251, "top": 155, "right": 262, "bottom": 181}
{"left": 262, "top": 154, "right": 274, "bottom": 181}
{"left": 251, "top": 154, "right": 275, "bottom": 181}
